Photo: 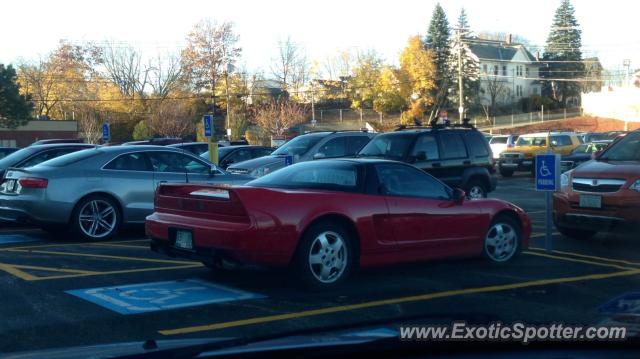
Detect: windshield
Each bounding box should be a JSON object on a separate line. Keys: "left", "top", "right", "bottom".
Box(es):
{"left": 271, "top": 133, "right": 326, "bottom": 156}
{"left": 516, "top": 136, "right": 547, "bottom": 146}
{"left": 599, "top": 131, "right": 640, "bottom": 161}
{"left": 358, "top": 134, "right": 414, "bottom": 160}
{"left": 2, "top": 0, "right": 639, "bottom": 355}
{"left": 0, "top": 147, "right": 37, "bottom": 169}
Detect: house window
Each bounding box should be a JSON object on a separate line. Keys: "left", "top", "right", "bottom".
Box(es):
{"left": 525, "top": 67, "right": 530, "bottom": 78}
{"left": 483, "top": 64, "right": 487, "bottom": 73}
{"left": 502, "top": 66, "right": 507, "bottom": 76}
{"left": 493, "top": 65, "right": 498, "bottom": 75}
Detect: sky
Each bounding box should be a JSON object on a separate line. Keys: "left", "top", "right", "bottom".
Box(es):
{"left": 2, "top": 0, "right": 639, "bottom": 74}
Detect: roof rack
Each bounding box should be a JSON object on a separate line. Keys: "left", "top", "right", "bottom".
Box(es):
{"left": 394, "top": 118, "right": 477, "bottom": 132}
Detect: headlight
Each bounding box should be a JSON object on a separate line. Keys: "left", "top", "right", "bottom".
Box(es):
{"left": 630, "top": 179, "right": 640, "bottom": 192}
{"left": 561, "top": 173, "right": 570, "bottom": 188}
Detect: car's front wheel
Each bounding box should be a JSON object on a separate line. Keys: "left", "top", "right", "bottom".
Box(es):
{"left": 294, "top": 222, "right": 354, "bottom": 290}
{"left": 483, "top": 215, "right": 521, "bottom": 263}
{"left": 72, "top": 195, "right": 120, "bottom": 241}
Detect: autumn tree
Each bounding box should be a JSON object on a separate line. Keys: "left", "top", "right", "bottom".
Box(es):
{"left": 252, "top": 99, "right": 306, "bottom": 137}
{"left": 181, "top": 19, "right": 241, "bottom": 118}
{"left": 347, "top": 50, "right": 383, "bottom": 116}
{"left": 399, "top": 35, "right": 437, "bottom": 120}
{"left": 148, "top": 99, "right": 196, "bottom": 138}
{"left": 270, "top": 37, "right": 309, "bottom": 95}
{"left": 323, "top": 50, "right": 353, "bottom": 81}
{"left": 373, "top": 67, "right": 407, "bottom": 117}
{"left": 0, "top": 64, "right": 33, "bottom": 128}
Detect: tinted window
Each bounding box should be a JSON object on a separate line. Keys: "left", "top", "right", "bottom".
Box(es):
{"left": 247, "top": 161, "right": 361, "bottom": 192}
{"left": 571, "top": 144, "right": 588, "bottom": 154}
{"left": 271, "top": 133, "right": 327, "bottom": 156}
{"left": 465, "top": 132, "right": 490, "bottom": 157}
{"left": 21, "top": 148, "right": 82, "bottom": 167}
{"left": 375, "top": 163, "right": 450, "bottom": 199}
{"left": 517, "top": 136, "right": 546, "bottom": 146}
{"left": 187, "top": 144, "right": 208, "bottom": 156}
{"left": 104, "top": 153, "right": 151, "bottom": 171}
{"left": 439, "top": 133, "right": 467, "bottom": 159}
{"left": 410, "top": 134, "right": 439, "bottom": 160}
{"left": 38, "top": 148, "right": 100, "bottom": 167}
{"left": 599, "top": 131, "right": 640, "bottom": 161}
{"left": 346, "top": 136, "right": 371, "bottom": 155}
{"left": 551, "top": 135, "right": 572, "bottom": 146}
{"left": 317, "top": 137, "right": 346, "bottom": 158}
{"left": 490, "top": 137, "right": 508, "bottom": 144}
{"left": 224, "top": 149, "right": 253, "bottom": 164}
{"left": 0, "top": 147, "right": 38, "bottom": 168}
{"left": 253, "top": 148, "right": 273, "bottom": 157}
{"left": 148, "top": 152, "right": 209, "bottom": 174}
{"left": 358, "top": 133, "right": 414, "bottom": 160}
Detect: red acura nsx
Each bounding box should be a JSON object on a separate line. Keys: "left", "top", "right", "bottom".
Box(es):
{"left": 146, "top": 159, "right": 531, "bottom": 288}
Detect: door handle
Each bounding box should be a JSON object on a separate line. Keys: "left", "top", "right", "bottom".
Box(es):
{"left": 432, "top": 162, "right": 441, "bottom": 168}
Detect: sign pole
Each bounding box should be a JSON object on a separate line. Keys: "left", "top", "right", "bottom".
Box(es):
{"left": 545, "top": 190, "right": 553, "bottom": 252}
{"left": 203, "top": 114, "right": 218, "bottom": 165}
{"left": 535, "top": 151, "right": 560, "bottom": 252}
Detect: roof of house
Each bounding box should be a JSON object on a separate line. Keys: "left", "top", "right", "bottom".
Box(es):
{"left": 466, "top": 37, "right": 537, "bottom": 63}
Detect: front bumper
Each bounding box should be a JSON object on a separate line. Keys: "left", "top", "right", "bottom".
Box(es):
{"left": 553, "top": 190, "right": 640, "bottom": 231}
{"left": 498, "top": 158, "right": 534, "bottom": 172}
{"left": 145, "top": 212, "right": 293, "bottom": 267}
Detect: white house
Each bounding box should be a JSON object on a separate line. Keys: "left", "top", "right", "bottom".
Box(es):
{"left": 466, "top": 36, "right": 541, "bottom": 106}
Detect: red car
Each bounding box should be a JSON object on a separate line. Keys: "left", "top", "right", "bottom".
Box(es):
{"left": 146, "top": 159, "right": 531, "bottom": 288}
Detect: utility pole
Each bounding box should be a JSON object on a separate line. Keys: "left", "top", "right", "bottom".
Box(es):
{"left": 457, "top": 28, "right": 464, "bottom": 123}
{"left": 623, "top": 59, "right": 631, "bottom": 87}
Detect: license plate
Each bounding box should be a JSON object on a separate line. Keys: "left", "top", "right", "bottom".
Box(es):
{"left": 522, "top": 160, "right": 532, "bottom": 165}
{"left": 579, "top": 194, "right": 602, "bottom": 209}
{"left": 174, "top": 230, "right": 193, "bottom": 249}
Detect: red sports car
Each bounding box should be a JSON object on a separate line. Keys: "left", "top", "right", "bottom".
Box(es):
{"left": 146, "top": 159, "right": 531, "bottom": 288}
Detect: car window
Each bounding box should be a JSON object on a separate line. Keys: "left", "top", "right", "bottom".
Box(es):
{"left": 517, "top": 136, "right": 547, "bottom": 146}
{"left": 375, "top": 163, "right": 450, "bottom": 199}
{"left": 359, "top": 133, "right": 414, "bottom": 160}
{"left": 20, "top": 149, "right": 79, "bottom": 167}
{"left": 558, "top": 135, "right": 573, "bottom": 146}
{"left": 317, "top": 137, "right": 347, "bottom": 157}
{"left": 490, "top": 137, "right": 508, "bottom": 144}
{"left": 104, "top": 152, "right": 151, "bottom": 171}
{"left": 188, "top": 144, "right": 208, "bottom": 156}
{"left": 247, "top": 161, "right": 361, "bottom": 192}
{"left": 253, "top": 148, "right": 273, "bottom": 157}
{"left": 465, "top": 132, "right": 490, "bottom": 157}
{"left": 225, "top": 149, "right": 253, "bottom": 164}
{"left": 346, "top": 135, "right": 371, "bottom": 155}
{"left": 599, "top": 131, "right": 640, "bottom": 161}
{"left": 410, "top": 134, "right": 439, "bottom": 160}
{"left": 148, "top": 152, "right": 210, "bottom": 174}
{"left": 271, "top": 133, "right": 326, "bottom": 156}
{"left": 571, "top": 144, "right": 588, "bottom": 154}
{"left": 439, "top": 133, "right": 467, "bottom": 159}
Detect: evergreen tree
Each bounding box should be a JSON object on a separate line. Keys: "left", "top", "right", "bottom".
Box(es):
{"left": 425, "top": 3, "right": 451, "bottom": 115}
{"left": 449, "top": 8, "right": 480, "bottom": 115}
{"left": 0, "top": 64, "right": 33, "bottom": 128}
{"left": 542, "top": 0, "right": 583, "bottom": 107}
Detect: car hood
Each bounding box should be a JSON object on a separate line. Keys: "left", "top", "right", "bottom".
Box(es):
{"left": 227, "top": 155, "right": 286, "bottom": 171}
{"left": 571, "top": 159, "right": 640, "bottom": 178}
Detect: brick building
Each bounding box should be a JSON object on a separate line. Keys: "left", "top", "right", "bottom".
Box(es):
{"left": 0, "top": 120, "right": 78, "bottom": 147}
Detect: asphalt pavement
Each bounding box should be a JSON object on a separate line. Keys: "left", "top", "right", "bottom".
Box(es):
{"left": 1, "top": 173, "right": 640, "bottom": 354}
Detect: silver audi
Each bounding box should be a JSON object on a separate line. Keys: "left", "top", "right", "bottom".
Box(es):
{"left": 0, "top": 146, "right": 252, "bottom": 241}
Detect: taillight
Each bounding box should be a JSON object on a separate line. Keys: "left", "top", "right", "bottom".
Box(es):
{"left": 18, "top": 177, "right": 48, "bottom": 188}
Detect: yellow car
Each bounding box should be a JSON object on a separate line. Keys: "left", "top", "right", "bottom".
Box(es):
{"left": 498, "top": 132, "right": 582, "bottom": 177}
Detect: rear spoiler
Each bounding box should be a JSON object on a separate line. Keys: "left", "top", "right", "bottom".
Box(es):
{"left": 156, "top": 182, "right": 236, "bottom": 200}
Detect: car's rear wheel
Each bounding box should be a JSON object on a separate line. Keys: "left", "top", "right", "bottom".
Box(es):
{"left": 465, "top": 180, "right": 487, "bottom": 199}
{"left": 556, "top": 225, "right": 596, "bottom": 239}
{"left": 499, "top": 168, "right": 514, "bottom": 177}
{"left": 483, "top": 215, "right": 521, "bottom": 263}
{"left": 72, "top": 195, "right": 120, "bottom": 241}
{"left": 294, "top": 222, "right": 354, "bottom": 290}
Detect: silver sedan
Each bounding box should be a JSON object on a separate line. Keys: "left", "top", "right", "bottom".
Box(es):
{"left": 0, "top": 146, "right": 252, "bottom": 241}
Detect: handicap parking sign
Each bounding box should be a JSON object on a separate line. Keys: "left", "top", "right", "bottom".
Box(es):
{"left": 535, "top": 154, "right": 561, "bottom": 191}
{"left": 67, "top": 279, "right": 264, "bottom": 315}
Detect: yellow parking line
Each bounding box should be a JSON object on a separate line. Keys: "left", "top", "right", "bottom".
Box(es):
{"left": 29, "top": 263, "right": 203, "bottom": 281}
{"left": 0, "top": 263, "right": 39, "bottom": 281}
{"left": 530, "top": 232, "right": 560, "bottom": 237}
{"left": 89, "top": 243, "right": 148, "bottom": 249}
{"left": 0, "top": 239, "right": 149, "bottom": 251}
{"left": 529, "top": 247, "right": 640, "bottom": 268}
{"left": 159, "top": 268, "right": 640, "bottom": 336}
{"left": 6, "top": 248, "right": 196, "bottom": 265}
{"left": 523, "top": 250, "right": 635, "bottom": 271}
{"left": 8, "top": 264, "right": 99, "bottom": 275}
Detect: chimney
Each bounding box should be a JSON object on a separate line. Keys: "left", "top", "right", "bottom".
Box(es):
{"left": 506, "top": 34, "right": 512, "bottom": 44}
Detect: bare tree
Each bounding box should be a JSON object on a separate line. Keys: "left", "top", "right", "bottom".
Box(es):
{"left": 97, "top": 42, "right": 149, "bottom": 98}
{"left": 77, "top": 112, "right": 102, "bottom": 144}
{"left": 17, "top": 58, "right": 59, "bottom": 118}
{"left": 148, "top": 100, "right": 195, "bottom": 138}
{"left": 181, "top": 19, "right": 241, "bottom": 115}
{"left": 148, "top": 53, "right": 183, "bottom": 99}
{"left": 324, "top": 50, "right": 353, "bottom": 80}
{"left": 270, "top": 37, "right": 309, "bottom": 93}
{"left": 481, "top": 73, "right": 509, "bottom": 118}
{"left": 252, "top": 99, "right": 306, "bottom": 136}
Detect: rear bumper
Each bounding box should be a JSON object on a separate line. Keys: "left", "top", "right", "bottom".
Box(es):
{"left": 553, "top": 191, "right": 640, "bottom": 231}
{"left": 145, "top": 212, "right": 294, "bottom": 267}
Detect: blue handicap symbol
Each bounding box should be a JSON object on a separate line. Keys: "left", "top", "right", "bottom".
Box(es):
{"left": 67, "top": 279, "right": 265, "bottom": 315}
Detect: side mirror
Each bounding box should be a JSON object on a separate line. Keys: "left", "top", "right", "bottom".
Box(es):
{"left": 452, "top": 188, "right": 466, "bottom": 204}
{"left": 415, "top": 151, "right": 427, "bottom": 161}
{"left": 313, "top": 152, "right": 326, "bottom": 160}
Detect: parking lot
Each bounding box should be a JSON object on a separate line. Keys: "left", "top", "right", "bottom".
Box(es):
{"left": 1, "top": 173, "right": 639, "bottom": 353}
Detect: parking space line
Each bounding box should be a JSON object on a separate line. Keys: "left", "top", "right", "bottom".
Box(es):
{"left": 530, "top": 232, "right": 560, "bottom": 237}
{"left": 6, "top": 248, "right": 195, "bottom": 265}
{"left": 522, "top": 251, "right": 635, "bottom": 271}
{"left": 529, "top": 247, "right": 640, "bottom": 268}
{"left": 89, "top": 243, "right": 148, "bottom": 249}
{"left": 7, "top": 264, "right": 100, "bottom": 275}
{"left": 29, "top": 263, "right": 203, "bottom": 281}
{"left": 0, "top": 263, "right": 39, "bottom": 280}
{"left": 159, "top": 268, "right": 640, "bottom": 336}
{"left": 0, "top": 239, "right": 150, "bottom": 252}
